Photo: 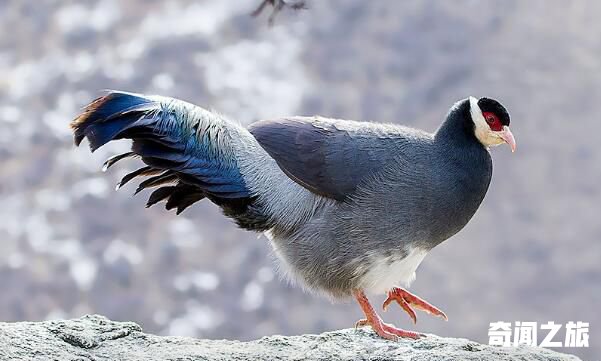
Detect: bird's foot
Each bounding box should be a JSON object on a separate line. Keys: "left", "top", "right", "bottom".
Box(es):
{"left": 383, "top": 287, "right": 448, "bottom": 324}
{"left": 353, "top": 289, "right": 422, "bottom": 341}
{"left": 355, "top": 318, "right": 422, "bottom": 340}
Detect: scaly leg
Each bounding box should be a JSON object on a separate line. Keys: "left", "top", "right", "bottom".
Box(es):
{"left": 383, "top": 287, "right": 448, "bottom": 324}
{"left": 353, "top": 290, "right": 422, "bottom": 340}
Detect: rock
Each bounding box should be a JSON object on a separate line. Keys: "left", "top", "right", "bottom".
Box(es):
{"left": 0, "top": 315, "right": 581, "bottom": 361}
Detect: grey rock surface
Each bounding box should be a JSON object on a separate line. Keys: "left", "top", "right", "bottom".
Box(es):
{"left": 0, "top": 315, "right": 581, "bottom": 361}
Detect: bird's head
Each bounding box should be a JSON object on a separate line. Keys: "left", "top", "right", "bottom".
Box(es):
{"left": 468, "top": 96, "right": 516, "bottom": 152}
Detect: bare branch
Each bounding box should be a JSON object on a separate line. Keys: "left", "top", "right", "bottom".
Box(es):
{"left": 251, "top": 0, "right": 308, "bottom": 25}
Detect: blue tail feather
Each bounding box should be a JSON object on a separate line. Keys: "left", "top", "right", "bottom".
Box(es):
{"left": 72, "top": 91, "right": 157, "bottom": 150}
{"left": 71, "top": 91, "right": 252, "bottom": 213}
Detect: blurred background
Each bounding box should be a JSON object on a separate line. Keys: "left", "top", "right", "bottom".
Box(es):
{"left": 0, "top": 0, "right": 599, "bottom": 359}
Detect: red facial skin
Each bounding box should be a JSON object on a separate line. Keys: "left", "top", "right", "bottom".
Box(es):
{"left": 483, "top": 111, "right": 503, "bottom": 131}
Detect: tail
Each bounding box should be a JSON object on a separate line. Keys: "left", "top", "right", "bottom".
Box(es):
{"left": 71, "top": 91, "right": 271, "bottom": 230}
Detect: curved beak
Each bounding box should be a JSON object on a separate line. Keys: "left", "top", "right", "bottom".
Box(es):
{"left": 498, "top": 126, "right": 516, "bottom": 152}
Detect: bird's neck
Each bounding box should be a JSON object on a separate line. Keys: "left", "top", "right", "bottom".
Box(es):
{"left": 427, "top": 103, "right": 493, "bottom": 247}
{"left": 434, "top": 100, "right": 483, "bottom": 153}
{"left": 432, "top": 99, "right": 492, "bottom": 191}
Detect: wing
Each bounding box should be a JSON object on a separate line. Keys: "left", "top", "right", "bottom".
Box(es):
{"left": 248, "top": 116, "right": 410, "bottom": 201}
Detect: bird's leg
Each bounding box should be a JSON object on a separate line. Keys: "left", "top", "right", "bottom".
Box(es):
{"left": 383, "top": 287, "right": 448, "bottom": 324}
{"left": 353, "top": 290, "right": 422, "bottom": 340}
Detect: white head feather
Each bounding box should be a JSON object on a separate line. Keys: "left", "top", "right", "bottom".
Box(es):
{"left": 469, "top": 96, "right": 506, "bottom": 148}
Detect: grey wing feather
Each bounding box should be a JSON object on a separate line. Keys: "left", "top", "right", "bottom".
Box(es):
{"left": 248, "top": 116, "right": 404, "bottom": 201}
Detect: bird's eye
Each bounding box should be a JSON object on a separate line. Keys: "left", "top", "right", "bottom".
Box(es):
{"left": 482, "top": 111, "right": 503, "bottom": 131}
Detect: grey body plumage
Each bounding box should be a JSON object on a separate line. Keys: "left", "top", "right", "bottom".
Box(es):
{"left": 71, "top": 92, "right": 511, "bottom": 301}
{"left": 253, "top": 101, "right": 493, "bottom": 297}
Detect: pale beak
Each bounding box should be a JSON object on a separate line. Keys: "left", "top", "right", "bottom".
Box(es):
{"left": 498, "top": 126, "right": 516, "bottom": 152}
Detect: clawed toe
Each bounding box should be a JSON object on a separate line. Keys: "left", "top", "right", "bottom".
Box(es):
{"left": 382, "top": 322, "right": 422, "bottom": 339}
{"left": 383, "top": 287, "right": 448, "bottom": 323}
{"left": 355, "top": 318, "right": 422, "bottom": 340}
{"left": 355, "top": 318, "right": 368, "bottom": 329}
{"left": 383, "top": 293, "right": 418, "bottom": 324}
{"left": 354, "top": 290, "right": 424, "bottom": 341}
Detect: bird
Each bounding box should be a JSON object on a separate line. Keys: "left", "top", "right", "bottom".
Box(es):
{"left": 71, "top": 91, "right": 515, "bottom": 341}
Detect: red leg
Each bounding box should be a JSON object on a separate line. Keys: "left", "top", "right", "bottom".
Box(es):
{"left": 383, "top": 287, "right": 448, "bottom": 323}
{"left": 353, "top": 290, "right": 422, "bottom": 340}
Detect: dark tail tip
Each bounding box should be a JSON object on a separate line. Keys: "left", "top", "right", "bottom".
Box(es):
{"left": 71, "top": 94, "right": 114, "bottom": 147}
{"left": 70, "top": 91, "right": 157, "bottom": 151}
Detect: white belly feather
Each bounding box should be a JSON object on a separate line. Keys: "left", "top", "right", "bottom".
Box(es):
{"left": 357, "top": 247, "right": 428, "bottom": 295}
{"left": 266, "top": 230, "right": 429, "bottom": 297}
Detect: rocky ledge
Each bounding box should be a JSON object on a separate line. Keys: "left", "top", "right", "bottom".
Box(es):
{"left": 0, "top": 315, "right": 581, "bottom": 360}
